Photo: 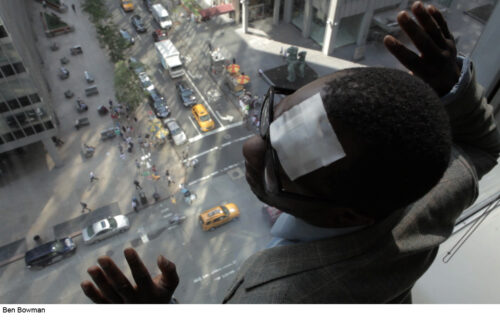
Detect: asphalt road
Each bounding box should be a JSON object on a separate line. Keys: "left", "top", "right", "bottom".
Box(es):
{"left": 0, "top": 0, "right": 270, "bottom": 304}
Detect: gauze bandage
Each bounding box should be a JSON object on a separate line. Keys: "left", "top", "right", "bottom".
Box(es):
{"left": 269, "top": 93, "right": 345, "bottom": 180}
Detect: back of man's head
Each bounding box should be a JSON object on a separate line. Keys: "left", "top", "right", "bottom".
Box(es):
{"left": 321, "top": 67, "right": 451, "bottom": 218}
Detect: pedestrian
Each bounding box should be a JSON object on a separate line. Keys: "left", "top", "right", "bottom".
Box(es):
{"left": 71, "top": 3, "right": 76, "bottom": 13}
{"left": 126, "top": 136, "right": 132, "bottom": 144}
{"left": 120, "top": 152, "right": 126, "bottom": 160}
{"left": 80, "top": 202, "right": 91, "bottom": 213}
{"left": 167, "top": 175, "right": 174, "bottom": 186}
{"left": 133, "top": 116, "right": 138, "bottom": 122}
{"left": 42, "top": 0, "right": 47, "bottom": 9}
{"left": 132, "top": 198, "right": 138, "bottom": 212}
{"left": 89, "top": 171, "right": 99, "bottom": 183}
{"left": 152, "top": 164, "right": 157, "bottom": 174}
{"left": 232, "top": 58, "right": 236, "bottom": 64}
{"left": 109, "top": 99, "right": 113, "bottom": 106}
{"left": 134, "top": 180, "right": 142, "bottom": 190}
{"left": 122, "top": 125, "right": 126, "bottom": 133}
{"left": 135, "top": 159, "right": 140, "bottom": 169}
{"left": 119, "top": 144, "right": 123, "bottom": 154}
{"left": 128, "top": 142, "right": 134, "bottom": 153}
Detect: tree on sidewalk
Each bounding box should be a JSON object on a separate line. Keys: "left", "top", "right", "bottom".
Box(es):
{"left": 82, "top": 0, "right": 110, "bottom": 22}
{"left": 114, "top": 61, "right": 146, "bottom": 111}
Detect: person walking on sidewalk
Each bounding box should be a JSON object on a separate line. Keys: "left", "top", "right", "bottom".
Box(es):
{"left": 90, "top": 171, "right": 99, "bottom": 183}
{"left": 134, "top": 180, "right": 142, "bottom": 190}
{"left": 135, "top": 159, "right": 141, "bottom": 169}
{"left": 109, "top": 99, "right": 113, "bottom": 107}
{"left": 71, "top": 3, "right": 76, "bottom": 13}
{"left": 80, "top": 202, "right": 91, "bottom": 213}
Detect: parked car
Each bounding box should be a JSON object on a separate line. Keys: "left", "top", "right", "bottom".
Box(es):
{"left": 84, "top": 70, "right": 94, "bottom": 83}
{"left": 100, "top": 127, "right": 118, "bottom": 140}
{"left": 119, "top": 28, "right": 135, "bottom": 45}
{"left": 128, "top": 56, "right": 145, "bottom": 75}
{"left": 76, "top": 98, "right": 88, "bottom": 112}
{"left": 152, "top": 29, "right": 168, "bottom": 42}
{"left": 143, "top": 0, "right": 153, "bottom": 12}
{"left": 165, "top": 119, "right": 187, "bottom": 145}
{"left": 192, "top": 104, "right": 215, "bottom": 132}
{"left": 121, "top": 0, "right": 134, "bottom": 12}
{"left": 82, "top": 215, "right": 130, "bottom": 245}
{"left": 138, "top": 72, "right": 155, "bottom": 92}
{"left": 85, "top": 85, "right": 99, "bottom": 96}
{"left": 148, "top": 89, "right": 170, "bottom": 118}
{"left": 131, "top": 15, "right": 147, "bottom": 33}
{"left": 176, "top": 81, "right": 197, "bottom": 107}
{"left": 199, "top": 203, "right": 240, "bottom": 231}
{"left": 59, "top": 67, "right": 69, "bottom": 79}
{"left": 25, "top": 237, "right": 76, "bottom": 269}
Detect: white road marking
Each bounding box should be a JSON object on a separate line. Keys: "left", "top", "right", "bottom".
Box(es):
{"left": 187, "top": 115, "right": 202, "bottom": 135}
{"left": 193, "top": 261, "right": 237, "bottom": 284}
{"left": 185, "top": 134, "right": 252, "bottom": 162}
{"left": 188, "top": 120, "right": 244, "bottom": 143}
{"left": 187, "top": 161, "right": 244, "bottom": 186}
{"left": 140, "top": 234, "right": 149, "bottom": 244}
{"left": 161, "top": 208, "right": 170, "bottom": 213}
{"left": 184, "top": 72, "right": 224, "bottom": 128}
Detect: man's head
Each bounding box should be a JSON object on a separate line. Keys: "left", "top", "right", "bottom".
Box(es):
{"left": 243, "top": 67, "right": 451, "bottom": 227}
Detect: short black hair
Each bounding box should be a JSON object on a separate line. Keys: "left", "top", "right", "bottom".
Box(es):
{"left": 322, "top": 67, "right": 451, "bottom": 218}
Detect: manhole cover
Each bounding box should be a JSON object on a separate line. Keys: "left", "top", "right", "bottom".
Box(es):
{"left": 227, "top": 167, "right": 244, "bottom": 180}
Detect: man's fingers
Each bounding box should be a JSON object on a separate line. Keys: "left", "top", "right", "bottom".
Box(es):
{"left": 97, "top": 256, "right": 136, "bottom": 302}
{"left": 157, "top": 255, "right": 179, "bottom": 292}
{"left": 124, "top": 248, "right": 155, "bottom": 291}
{"left": 428, "top": 5, "right": 453, "bottom": 40}
{"left": 80, "top": 280, "right": 109, "bottom": 304}
{"left": 397, "top": 11, "right": 440, "bottom": 58}
{"left": 383, "top": 35, "right": 422, "bottom": 73}
{"left": 86, "top": 265, "right": 124, "bottom": 303}
{"left": 412, "top": 2, "right": 447, "bottom": 49}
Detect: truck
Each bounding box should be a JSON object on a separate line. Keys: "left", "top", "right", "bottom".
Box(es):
{"left": 155, "top": 40, "right": 185, "bottom": 78}
{"left": 152, "top": 3, "right": 172, "bottom": 30}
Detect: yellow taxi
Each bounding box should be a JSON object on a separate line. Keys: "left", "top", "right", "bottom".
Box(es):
{"left": 199, "top": 203, "right": 240, "bottom": 231}
{"left": 121, "top": 0, "right": 134, "bottom": 12}
{"left": 192, "top": 104, "right": 215, "bottom": 132}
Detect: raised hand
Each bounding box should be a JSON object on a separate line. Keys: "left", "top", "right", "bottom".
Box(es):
{"left": 384, "top": 1, "right": 461, "bottom": 96}
{"left": 81, "top": 248, "right": 179, "bottom": 303}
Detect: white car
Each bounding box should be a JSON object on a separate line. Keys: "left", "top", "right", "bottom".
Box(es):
{"left": 165, "top": 119, "right": 187, "bottom": 145}
{"left": 82, "top": 215, "right": 130, "bottom": 245}
{"left": 138, "top": 72, "right": 155, "bottom": 92}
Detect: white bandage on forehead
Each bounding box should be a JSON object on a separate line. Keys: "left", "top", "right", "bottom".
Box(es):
{"left": 269, "top": 92, "right": 346, "bottom": 181}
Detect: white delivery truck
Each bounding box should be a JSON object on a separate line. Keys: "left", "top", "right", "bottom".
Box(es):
{"left": 152, "top": 3, "right": 172, "bottom": 30}
{"left": 155, "top": 40, "right": 185, "bottom": 78}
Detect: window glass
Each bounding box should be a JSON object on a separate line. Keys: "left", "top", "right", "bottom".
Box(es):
{"left": 7, "top": 99, "right": 20, "bottom": 110}
{"left": 24, "top": 126, "right": 35, "bottom": 136}
{"left": 1, "top": 64, "right": 15, "bottom": 77}
{"left": 0, "top": 25, "right": 7, "bottom": 38}
{"left": 13, "top": 62, "right": 25, "bottom": 74}
{"left": 0, "top": 136, "right": 4, "bottom": 144}
{"left": 18, "top": 96, "right": 31, "bottom": 107}
{"left": 0, "top": 102, "right": 8, "bottom": 113}
{"left": 2, "top": 133, "right": 14, "bottom": 142}
{"left": 13, "top": 130, "right": 25, "bottom": 139}
{"left": 34, "top": 123, "right": 44, "bottom": 133}
{"left": 29, "top": 93, "right": 41, "bottom": 104}
{"left": 44, "top": 121, "right": 54, "bottom": 130}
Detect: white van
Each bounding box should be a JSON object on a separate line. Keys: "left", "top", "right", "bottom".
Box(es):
{"left": 152, "top": 3, "right": 172, "bottom": 30}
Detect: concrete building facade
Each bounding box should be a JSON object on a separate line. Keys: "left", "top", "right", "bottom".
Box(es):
{"left": 0, "top": 0, "right": 61, "bottom": 166}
